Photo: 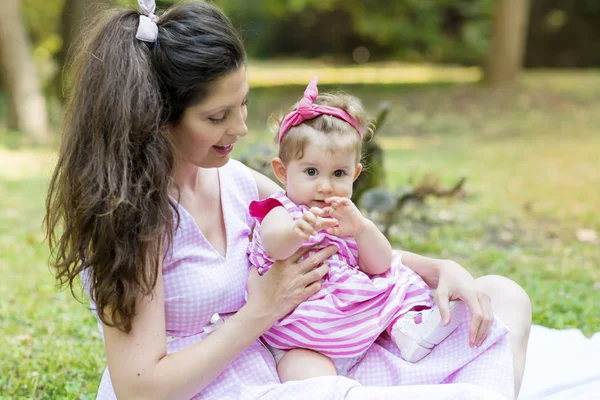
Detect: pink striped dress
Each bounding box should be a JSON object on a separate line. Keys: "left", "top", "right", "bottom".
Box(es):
{"left": 247, "top": 192, "right": 434, "bottom": 360}
{"left": 87, "top": 159, "right": 514, "bottom": 399}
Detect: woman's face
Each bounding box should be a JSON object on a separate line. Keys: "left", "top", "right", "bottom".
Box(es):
{"left": 171, "top": 66, "right": 249, "bottom": 169}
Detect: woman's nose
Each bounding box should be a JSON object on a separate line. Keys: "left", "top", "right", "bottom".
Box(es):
{"left": 235, "top": 120, "right": 248, "bottom": 137}
{"left": 231, "top": 110, "right": 248, "bottom": 137}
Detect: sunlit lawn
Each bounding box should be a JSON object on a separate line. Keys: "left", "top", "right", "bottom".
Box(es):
{"left": 247, "top": 59, "right": 481, "bottom": 86}
{"left": 1, "top": 62, "right": 599, "bottom": 398}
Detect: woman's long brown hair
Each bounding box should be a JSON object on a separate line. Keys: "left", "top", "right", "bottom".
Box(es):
{"left": 45, "top": 2, "right": 245, "bottom": 333}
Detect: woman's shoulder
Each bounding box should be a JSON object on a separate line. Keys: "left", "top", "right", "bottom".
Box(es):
{"left": 222, "top": 159, "right": 258, "bottom": 198}
{"left": 223, "top": 158, "right": 250, "bottom": 177}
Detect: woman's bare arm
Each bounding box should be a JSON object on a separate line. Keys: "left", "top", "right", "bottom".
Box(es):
{"left": 103, "top": 266, "right": 275, "bottom": 400}
{"left": 396, "top": 250, "right": 442, "bottom": 288}
{"left": 249, "top": 168, "right": 282, "bottom": 200}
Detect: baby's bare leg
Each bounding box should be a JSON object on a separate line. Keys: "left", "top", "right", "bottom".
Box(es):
{"left": 277, "top": 348, "right": 337, "bottom": 382}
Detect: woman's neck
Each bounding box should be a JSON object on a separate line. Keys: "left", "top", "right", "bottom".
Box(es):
{"left": 170, "top": 159, "right": 212, "bottom": 197}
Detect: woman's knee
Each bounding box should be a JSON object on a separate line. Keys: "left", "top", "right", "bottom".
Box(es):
{"left": 476, "top": 275, "right": 532, "bottom": 319}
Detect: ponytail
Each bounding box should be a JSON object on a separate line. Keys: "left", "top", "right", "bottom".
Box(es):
{"left": 46, "top": 9, "right": 174, "bottom": 333}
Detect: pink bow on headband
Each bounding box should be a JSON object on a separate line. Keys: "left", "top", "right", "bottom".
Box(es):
{"left": 278, "top": 77, "right": 364, "bottom": 144}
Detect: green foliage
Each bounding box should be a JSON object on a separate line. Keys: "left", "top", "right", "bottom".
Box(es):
{"left": 236, "top": 142, "right": 277, "bottom": 182}
{"left": 21, "top": 0, "right": 64, "bottom": 44}
{"left": 215, "top": 0, "right": 495, "bottom": 64}
{"left": 115, "top": 0, "right": 496, "bottom": 63}
{"left": 20, "top": 0, "right": 65, "bottom": 87}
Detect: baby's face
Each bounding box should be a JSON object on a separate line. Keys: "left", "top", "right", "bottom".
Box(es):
{"left": 284, "top": 142, "right": 361, "bottom": 208}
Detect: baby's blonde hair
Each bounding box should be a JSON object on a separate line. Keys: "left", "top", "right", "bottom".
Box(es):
{"left": 272, "top": 91, "right": 372, "bottom": 164}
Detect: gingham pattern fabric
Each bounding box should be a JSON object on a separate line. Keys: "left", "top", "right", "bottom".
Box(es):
{"left": 88, "top": 159, "right": 514, "bottom": 399}
{"left": 247, "top": 193, "right": 434, "bottom": 359}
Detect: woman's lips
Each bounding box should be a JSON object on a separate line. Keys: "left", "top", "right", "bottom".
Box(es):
{"left": 213, "top": 144, "right": 233, "bottom": 155}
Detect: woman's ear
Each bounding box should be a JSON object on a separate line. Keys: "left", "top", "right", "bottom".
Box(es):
{"left": 271, "top": 157, "right": 287, "bottom": 186}
{"left": 165, "top": 120, "right": 176, "bottom": 134}
{"left": 353, "top": 163, "right": 363, "bottom": 181}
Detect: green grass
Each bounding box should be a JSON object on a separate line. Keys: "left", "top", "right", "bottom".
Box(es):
{"left": 0, "top": 151, "right": 104, "bottom": 399}
{"left": 2, "top": 66, "right": 600, "bottom": 397}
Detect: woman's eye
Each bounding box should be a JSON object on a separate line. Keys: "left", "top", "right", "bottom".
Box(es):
{"left": 305, "top": 168, "right": 318, "bottom": 176}
{"left": 242, "top": 98, "right": 248, "bottom": 106}
{"left": 333, "top": 170, "right": 346, "bottom": 178}
{"left": 208, "top": 114, "right": 227, "bottom": 124}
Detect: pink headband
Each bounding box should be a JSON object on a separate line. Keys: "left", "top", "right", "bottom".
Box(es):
{"left": 278, "top": 77, "right": 364, "bottom": 144}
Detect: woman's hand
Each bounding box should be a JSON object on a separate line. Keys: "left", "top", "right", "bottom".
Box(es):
{"left": 435, "top": 260, "right": 494, "bottom": 348}
{"left": 246, "top": 245, "right": 336, "bottom": 323}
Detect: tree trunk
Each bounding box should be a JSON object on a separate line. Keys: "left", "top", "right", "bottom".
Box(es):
{"left": 484, "top": 0, "right": 532, "bottom": 86}
{"left": 0, "top": 0, "right": 49, "bottom": 141}
{"left": 55, "top": 0, "right": 114, "bottom": 100}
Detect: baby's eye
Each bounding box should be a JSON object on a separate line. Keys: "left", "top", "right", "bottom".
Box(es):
{"left": 333, "top": 170, "right": 346, "bottom": 178}
{"left": 305, "top": 168, "right": 318, "bottom": 177}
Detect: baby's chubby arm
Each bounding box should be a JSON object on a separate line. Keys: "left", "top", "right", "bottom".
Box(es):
{"left": 260, "top": 206, "right": 338, "bottom": 260}
{"left": 321, "top": 197, "right": 392, "bottom": 275}
{"left": 354, "top": 218, "right": 393, "bottom": 275}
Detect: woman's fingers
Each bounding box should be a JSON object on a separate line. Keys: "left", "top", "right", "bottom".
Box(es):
{"left": 301, "top": 263, "right": 329, "bottom": 287}
{"left": 288, "top": 244, "right": 315, "bottom": 262}
{"left": 474, "top": 291, "right": 494, "bottom": 347}
{"left": 461, "top": 290, "right": 484, "bottom": 348}
{"left": 296, "top": 246, "right": 336, "bottom": 273}
{"left": 435, "top": 287, "right": 452, "bottom": 326}
{"left": 303, "top": 278, "right": 323, "bottom": 300}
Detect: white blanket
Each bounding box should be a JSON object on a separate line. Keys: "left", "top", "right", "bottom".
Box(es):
{"left": 519, "top": 325, "right": 600, "bottom": 399}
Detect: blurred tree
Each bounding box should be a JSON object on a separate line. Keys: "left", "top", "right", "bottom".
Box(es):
{"left": 484, "top": 0, "right": 531, "bottom": 85}
{"left": 55, "top": 0, "right": 115, "bottom": 99}
{"left": 0, "top": 0, "right": 49, "bottom": 141}
{"left": 525, "top": 0, "right": 600, "bottom": 68}
{"left": 19, "top": 0, "right": 64, "bottom": 106}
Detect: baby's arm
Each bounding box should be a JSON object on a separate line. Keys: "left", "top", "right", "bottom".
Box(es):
{"left": 260, "top": 207, "right": 337, "bottom": 260}
{"left": 355, "top": 218, "right": 393, "bottom": 275}
{"left": 323, "top": 197, "right": 392, "bottom": 275}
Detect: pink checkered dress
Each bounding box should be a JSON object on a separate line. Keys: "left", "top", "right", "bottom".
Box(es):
{"left": 88, "top": 159, "right": 514, "bottom": 399}
{"left": 247, "top": 193, "right": 434, "bottom": 359}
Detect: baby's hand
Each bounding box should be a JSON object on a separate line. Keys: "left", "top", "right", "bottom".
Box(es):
{"left": 292, "top": 208, "right": 338, "bottom": 240}
{"left": 321, "top": 197, "right": 366, "bottom": 237}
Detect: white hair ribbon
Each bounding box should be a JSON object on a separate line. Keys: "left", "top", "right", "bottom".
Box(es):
{"left": 136, "top": 0, "right": 158, "bottom": 43}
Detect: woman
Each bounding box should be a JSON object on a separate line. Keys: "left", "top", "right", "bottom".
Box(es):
{"left": 45, "top": 1, "right": 531, "bottom": 399}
